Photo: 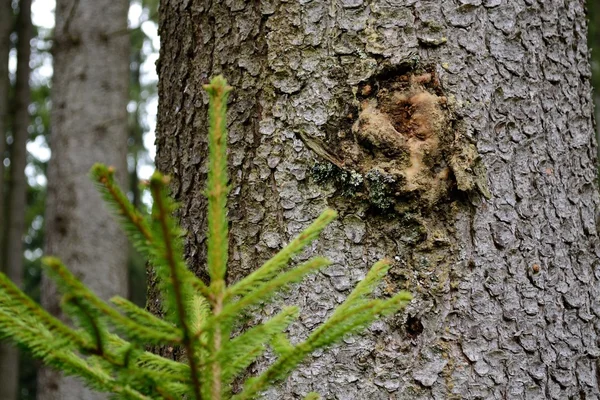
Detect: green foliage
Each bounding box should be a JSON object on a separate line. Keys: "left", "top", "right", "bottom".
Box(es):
{"left": 0, "top": 76, "right": 412, "bottom": 399}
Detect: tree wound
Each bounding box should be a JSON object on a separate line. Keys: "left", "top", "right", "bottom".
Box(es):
{"left": 310, "top": 66, "right": 490, "bottom": 211}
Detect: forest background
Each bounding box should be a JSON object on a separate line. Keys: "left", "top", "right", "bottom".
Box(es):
{"left": 0, "top": 0, "right": 157, "bottom": 397}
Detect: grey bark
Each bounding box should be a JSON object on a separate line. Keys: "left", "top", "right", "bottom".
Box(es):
{"left": 156, "top": 1, "right": 600, "bottom": 399}
{"left": 596, "top": 93, "right": 600, "bottom": 166}
{"left": 38, "top": 0, "right": 130, "bottom": 399}
{"left": 0, "top": 0, "right": 31, "bottom": 398}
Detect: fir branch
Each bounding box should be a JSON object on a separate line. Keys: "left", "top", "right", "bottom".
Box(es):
{"left": 0, "top": 307, "right": 66, "bottom": 359}
{"left": 0, "top": 271, "right": 89, "bottom": 349}
{"left": 202, "top": 75, "right": 233, "bottom": 400}
{"left": 0, "top": 309, "right": 150, "bottom": 399}
{"left": 232, "top": 262, "right": 412, "bottom": 400}
{"left": 47, "top": 350, "right": 152, "bottom": 400}
{"left": 0, "top": 75, "right": 414, "bottom": 400}
{"left": 107, "top": 334, "right": 192, "bottom": 395}
{"left": 111, "top": 296, "right": 179, "bottom": 333}
{"left": 91, "top": 163, "right": 211, "bottom": 300}
{"left": 149, "top": 173, "right": 202, "bottom": 400}
{"left": 225, "top": 209, "right": 337, "bottom": 302}
{"left": 218, "top": 306, "right": 299, "bottom": 385}
{"left": 135, "top": 350, "right": 190, "bottom": 381}
{"left": 63, "top": 294, "right": 106, "bottom": 356}
{"left": 43, "top": 257, "right": 182, "bottom": 344}
{"left": 189, "top": 274, "right": 212, "bottom": 300}
{"left": 99, "top": 335, "right": 189, "bottom": 398}
{"left": 203, "top": 75, "right": 232, "bottom": 287}
{"left": 220, "top": 257, "right": 330, "bottom": 322}
{"left": 270, "top": 332, "right": 294, "bottom": 357}
{"left": 189, "top": 293, "right": 211, "bottom": 337}
{"left": 337, "top": 259, "right": 392, "bottom": 310}
{"left": 306, "top": 292, "right": 412, "bottom": 349}
{"left": 304, "top": 393, "right": 320, "bottom": 400}
{"left": 90, "top": 163, "right": 153, "bottom": 245}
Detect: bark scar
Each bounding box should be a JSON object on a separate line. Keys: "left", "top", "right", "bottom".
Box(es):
{"left": 307, "top": 66, "right": 490, "bottom": 211}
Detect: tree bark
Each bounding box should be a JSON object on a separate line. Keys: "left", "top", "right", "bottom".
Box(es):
{"left": 0, "top": 0, "right": 31, "bottom": 398}
{"left": 38, "top": 0, "right": 130, "bottom": 399}
{"left": 596, "top": 93, "right": 600, "bottom": 169}
{"left": 156, "top": 1, "right": 600, "bottom": 398}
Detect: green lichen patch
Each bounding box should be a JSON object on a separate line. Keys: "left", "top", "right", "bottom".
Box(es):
{"left": 311, "top": 162, "right": 364, "bottom": 198}
{"left": 365, "top": 169, "right": 396, "bottom": 210}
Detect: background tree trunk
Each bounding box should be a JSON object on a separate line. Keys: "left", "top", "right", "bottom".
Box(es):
{"left": 0, "top": 0, "right": 13, "bottom": 394}
{"left": 0, "top": 0, "right": 32, "bottom": 398}
{"left": 0, "top": 0, "right": 11, "bottom": 267}
{"left": 156, "top": 1, "right": 600, "bottom": 398}
{"left": 38, "top": 0, "right": 130, "bottom": 399}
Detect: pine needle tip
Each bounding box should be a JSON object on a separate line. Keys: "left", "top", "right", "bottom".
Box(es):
{"left": 203, "top": 75, "right": 233, "bottom": 96}
{"left": 41, "top": 256, "right": 62, "bottom": 268}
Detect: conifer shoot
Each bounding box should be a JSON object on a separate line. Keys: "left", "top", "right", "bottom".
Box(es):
{"left": 0, "top": 76, "right": 412, "bottom": 400}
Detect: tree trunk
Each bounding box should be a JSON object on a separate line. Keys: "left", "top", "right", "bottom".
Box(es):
{"left": 596, "top": 93, "right": 600, "bottom": 171}
{"left": 0, "top": 0, "right": 11, "bottom": 267}
{"left": 155, "top": 1, "right": 600, "bottom": 398}
{"left": 38, "top": 0, "right": 130, "bottom": 399}
{"left": 0, "top": 0, "right": 31, "bottom": 398}
{"left": 0, "top": 0, "right": 13, "bottom": 395}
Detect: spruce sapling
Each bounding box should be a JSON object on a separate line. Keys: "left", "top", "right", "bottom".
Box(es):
{"left": 0, "top": 76, "right": 412, "bottom": 399}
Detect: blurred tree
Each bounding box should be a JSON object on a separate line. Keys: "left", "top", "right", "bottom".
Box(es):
{"left": 0, "top": 0, "right": 12, "bottom": 268}
{"left": 127, "top": 0, "right": 158, "bottom": 308}
{"left": 38, "top": 0, "right": 130, "bottom": 399}
{"left": 0, "top": 0, "right": 13, "bottom": 394}
{"left": 18, "top": 83, "right": 51, "bottom": 400}
{"left": 0, "top": 0, "right": 158, "bottom": 398}
{"left": 0, "top": 0, "right": 32, "bottom": 398}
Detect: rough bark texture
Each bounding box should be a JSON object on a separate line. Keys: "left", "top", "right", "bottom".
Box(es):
{"left": 0, "top": 1, "right": 29, "bottom": 399}
{"left": 596, "top": 93, "right": 600, "bottom": 167}
{"left": 156, "top": 1, "right": 600, "bottom": 398}
{"left": 38, "top": 0, "right": 130, "bottom": 399}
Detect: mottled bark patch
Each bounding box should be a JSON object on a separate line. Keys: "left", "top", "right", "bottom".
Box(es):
{"left": 307, "top": 66, "right": 489, "bottom": 212}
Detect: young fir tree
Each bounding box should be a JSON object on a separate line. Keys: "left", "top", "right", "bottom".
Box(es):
{"left": 0, "top": 76, "right": 412, "bottom": 400}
